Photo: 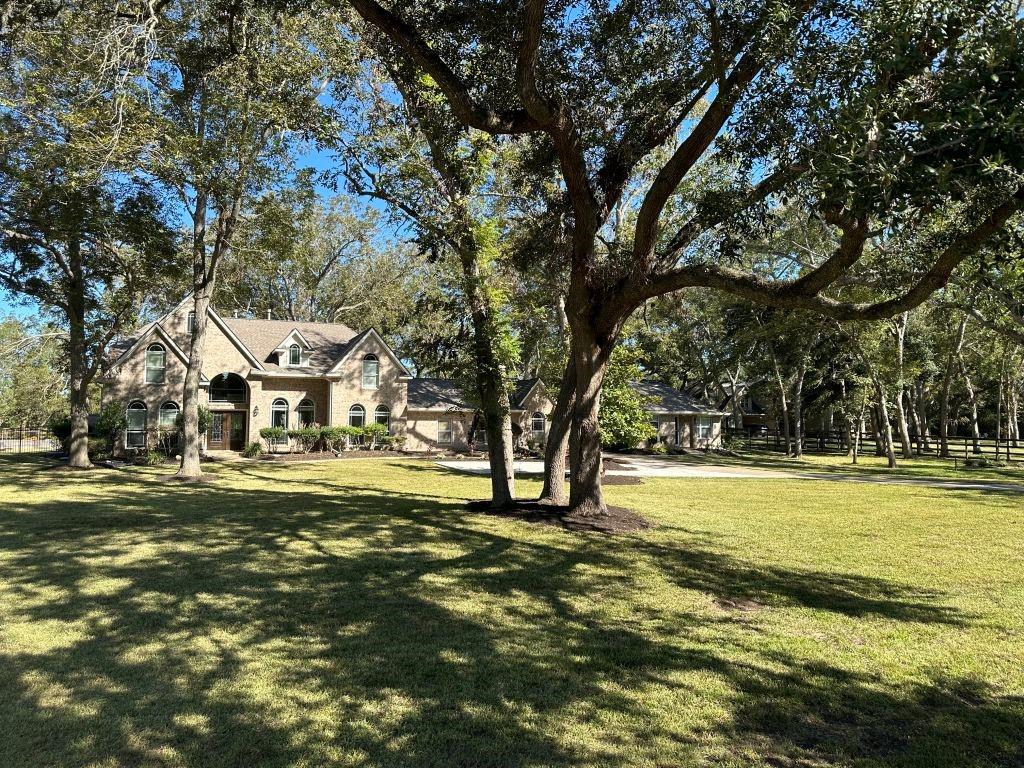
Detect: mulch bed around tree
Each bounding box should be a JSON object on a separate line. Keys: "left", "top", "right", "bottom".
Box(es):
{"left": 257, "top": 450, "right": 410, "bottom": 462}
{"left": 157, "top": 473, "right": 218, "bottom": 484}
{"left": 466, "top": 499, "right": 652, "bottom": 534}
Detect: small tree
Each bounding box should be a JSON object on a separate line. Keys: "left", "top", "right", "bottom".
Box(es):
{"left": 598, "top": 348, "right": 656, "bottom": 450}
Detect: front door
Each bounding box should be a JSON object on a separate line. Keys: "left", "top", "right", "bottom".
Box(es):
{"left": 208, "top": 412, "right": 246, "bottom": 451}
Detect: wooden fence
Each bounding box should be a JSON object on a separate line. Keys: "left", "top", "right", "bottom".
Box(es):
{"left": 724, "top": 427, "right": 1024, "bottom": 463}
{"left": 0, "top": 427, "right": 61, "bottom": 454}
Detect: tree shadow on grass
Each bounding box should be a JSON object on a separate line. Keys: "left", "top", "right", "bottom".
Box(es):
{"left": 0, "top": 456, "right": 1017, "bottom": 767}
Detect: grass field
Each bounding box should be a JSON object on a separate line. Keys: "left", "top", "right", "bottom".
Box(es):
{"left": 1, "top": 454, "right": 1022, "bottom": 767}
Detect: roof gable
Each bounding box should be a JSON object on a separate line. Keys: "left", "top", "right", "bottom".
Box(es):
{"left": 105, "top": 322, "right": 209, "bottom": 383}
{"left": 325, "top": 328, "right": 413, "bottom": 378}
{"left": 631, "top": 380, "right": 726, "bottom": 415}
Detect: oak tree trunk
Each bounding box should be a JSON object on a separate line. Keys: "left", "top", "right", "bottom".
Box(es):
{"left": 567, "top": 325, "right": 612, "bottom": 517}
{"left": 539, "top": 353, "right": 575, "bottom": 504}
{"left": 959, "top": 356, "right": 982, "bottom": 454}
{"left": 66, "top": 237, "right": 92, "bottom": 468}
{"left": 177, "top": 287, "right": 212, "bottom": 479}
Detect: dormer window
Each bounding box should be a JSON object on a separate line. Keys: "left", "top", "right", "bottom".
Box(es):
{"left": 288, "top": 344, "right": 301, "bottom": 366}
{"left": 362, "top": 354, "right": 379, "bottom": 389}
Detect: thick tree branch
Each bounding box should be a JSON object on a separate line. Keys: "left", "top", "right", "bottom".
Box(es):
{"left": 349, "top": 0, "right": 540, "bottom": 134}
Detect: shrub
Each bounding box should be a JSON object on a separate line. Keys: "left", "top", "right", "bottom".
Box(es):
{"left": 87, "top": 436, "right": 108, "bottom": 460}
{"left": 650, "top": 441, "right": 668, "bottom": 455}
{"left": 337, "top": 425, "right": 364, "bottom": 449}
{"left": 320, "top": 426, "right": 347, "bottom": 452}
{"left": 241, "top": 441, "right": 264, "bottom": 458}
{"left": 362, "top": 422, "right": 389, "bottom": 448}
{"left": 95, "top": 404, "right": 127, "bottom": 452}
{"left": 288, "top": 427, "right": 322, "bottom": 453}
{"left": 137, "top": 449, "right": 166, "bottom": 466}
{"left": 174, "top": 405, "right": 213, "bottom": 443}
{"left": 48, "top": 414, "right": 72, "bottom": 452}
{"left": 259, "top": 426, "right": 287, "bottom": 451}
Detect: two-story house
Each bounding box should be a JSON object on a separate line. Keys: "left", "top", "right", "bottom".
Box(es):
{"left": 99, "top": 296, "right": 555, "bottom": 453}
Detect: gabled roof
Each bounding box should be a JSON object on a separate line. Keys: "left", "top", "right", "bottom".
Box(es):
{"left": 512, "top": 377, "right": 543, "bottom": 409}
{"left": 221, "top": 317, "right": 358, "bottom": 374}
{"left": 407, "top": 378, "right": 473, "bottom": 411}
{"left": 104, "top": 323, "right": 208, "bottom": 383}
{"left": 273, "top": 328, "right": 313, "bottom": 351}
{"left": 324, "top": 328, "right": 413, "bottom": 378}
{"left": 407, "top": 377, "right": 546, "bottom": 412}
{"left": 631, "top": 380, "right": 727, "bottom": 415}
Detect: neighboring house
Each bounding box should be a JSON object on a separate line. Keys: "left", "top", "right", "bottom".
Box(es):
{"left": 631, "top": 380, "right": 728, "bottom": 448}
{"left": 99, "top": 296, "right": 554, "bottom": 453}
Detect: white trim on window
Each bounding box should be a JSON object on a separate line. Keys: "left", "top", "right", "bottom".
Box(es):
{"left": 362, "top": 354, "right": 380, "bottom": 390}
{"left": 288, "top": 344, "right": 301, "bottom": 366}
{"left": 348, "top": 403, "right": 365, "bottom": 428}
{"left": 145, "top": 344, "right": 166, "bottom": 384}
{"left": 271, "top": 398, "right": 289, "bottom": 438}
{"left": 297, "top": 398, "right": 315, "bottom": 427}
{"left": 531, "top": 411, "right": 545, "bottom": 434}
{"left": 374, "top": 404, "right": 391, "bottom": 431}
{"left": 437, "top": 418, "right": 453, "bottom": 445}
{"left": 126, "top": 401, "right": 147, "bottom": 448}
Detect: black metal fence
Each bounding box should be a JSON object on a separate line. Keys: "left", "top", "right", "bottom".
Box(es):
{"left": 0, "top": 427, "right": 61, "bottom": 454}
{"left": 725, "top": 427, "right": 1024, "bottom": 463}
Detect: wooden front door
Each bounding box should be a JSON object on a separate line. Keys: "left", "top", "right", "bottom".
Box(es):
{"left": 208, "top": 412, "right": 246, "bottom": 451}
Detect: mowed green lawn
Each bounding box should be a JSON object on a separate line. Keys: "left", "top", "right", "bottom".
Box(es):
{"left": 1, "top": 455, "right": 1022, "bottom": 768}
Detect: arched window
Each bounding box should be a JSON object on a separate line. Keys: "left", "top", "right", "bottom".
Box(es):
{"left": 531, "top": 412, "right": 545, "bottom": 435}
{"left": 126, "top": 401, "right": 147, "bottom": 447}
{"left": 362, "top": 354, "right": 380, "bottom": 389}
{"left": 271, "top": 398, "right": 289, "bottom": 430}
{"left": 374, "top": 404, "right": 391, "bottom": 431}
{"left": 186, "top": 311, "right": 196, "bottom": 334}
{"left": 348, "top": 404, "right": 365, "bottom": 428}
{"left": 158, "top": 401, "right": 180, "bottom": 429}
{"left": 145, "top": 343, "right": 166, "bottom": 384}
{"left": 209, "top": 373, "right": 247, "bottom": 403}
{"left": 288, "top": 343, "right": 301, "bottom": 366}
{"left": 297, "top": 398, "right": 315, "bottom": 427}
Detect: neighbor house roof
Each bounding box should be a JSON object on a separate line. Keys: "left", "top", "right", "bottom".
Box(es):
{"left": 407, "top": 377, "right": 544, "bottom": 412}
{"left": 221, "top": 317, "right": 358, "bottom": 374}
{"left": 631, "top": 380, "right": 727, "bottom": 415}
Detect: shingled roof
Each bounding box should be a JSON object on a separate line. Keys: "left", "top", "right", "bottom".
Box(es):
{"left": 630, "top": 380, "right": 726, "bottom": 415}
{"left": 220, "top": 317, "right": 359, "bottom": 374}
{"left": 407, "top": 377, "right": 544, "bottom": 411}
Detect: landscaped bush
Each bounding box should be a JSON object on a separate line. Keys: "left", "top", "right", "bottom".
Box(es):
{"left": 362, "top": 422, "right": 389, "bottom": 449}
{"left": 288, "top": 427, "right": 322, "bottom": 453}
{"left": 175, "top": 405, "right": 213, "bottom": 436}
{"left": 259, "top": 426, "right": 287, "bottom": 451}
{"left": 87, "top": 437, "right": 108, "bottom": 460}
{"left": 337, "top": 425, "right": 364, "bottom": 449}
{"left": 650, "top": 441, "right": 668, "bottom": 455}
{"left": 137, "top": 449, "right": 166, "bottom": 466}
{"left": 319, "top": 426, "right": 347, "bottom": 452}
{"left": 964, "top": 456, "right": 1006, "bottom": 469}
{"left": 241, "top": 441, "right": 264, "bottom": 458}
{"left": 48, "top": 414, "right": 72, "bottom": 453}
{"left": 95, "top": 404, "right": 127, "bottom": 453}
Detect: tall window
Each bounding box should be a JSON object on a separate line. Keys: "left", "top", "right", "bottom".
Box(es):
{"left": 271, "top": 398, "right": 289, "bottom": 429}
{"left": 438, "top": 418, "right": 453, "bottom": 445}
{"left": 158, "top": 401, "right": 179, "bottom": 429}
{"left": 187, "top": 311, "right": 195, "bottom": 333}
{"left": 297, "top": 399, "right": 315, "bottom": 427}
{"left": 288, "top": 344, "right": 301, "bottom": 366}
{"left": 145, "top": 344, "right": 166, "bottom": 384}
{"left": 126, "top": 401, "right": 147, "bottom": 448}
{"left": 362, "top": 354, "right": 379, "bottom": 389}
{"left": 348, "top": 404, "right": 365, "bottom": 428}
{"left": 374, "top": 405, "right": 391, "bottom": 431}
{"left": 696, "top": 416, "right": 713, "bottom": 440}
{"left": 531, "top": 412, "right": 545, "bottom": 435}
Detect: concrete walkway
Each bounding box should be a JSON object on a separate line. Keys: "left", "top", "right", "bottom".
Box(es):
{"left": 436, "top": 454, "right": 1024, "bottom": 494}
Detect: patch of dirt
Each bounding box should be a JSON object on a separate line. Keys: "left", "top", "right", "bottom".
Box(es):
{"left": 602, "top": 474, "right": 643, "bottom": 485}
{"left": 467, "top": 499, "right": 652, "bottom": 534}
{"left": 713, "top": 596, "right": 767, "bottom": 613}
{"left": 156, "top": 473, "right": 218, "bottom": 484}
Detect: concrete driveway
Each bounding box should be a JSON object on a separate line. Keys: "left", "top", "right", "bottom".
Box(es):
{"left": 436, "top": 453, "right": 1024, "bottom": 493}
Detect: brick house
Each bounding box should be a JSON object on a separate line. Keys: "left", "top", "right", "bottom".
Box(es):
{"left": 99, "top": 296, "right": 554, "bottom": 453}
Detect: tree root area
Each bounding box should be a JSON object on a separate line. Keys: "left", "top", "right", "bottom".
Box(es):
{"left": 157, "top": 474, "right": 218, "bottom": 484}
{"left": 466, "top": 499, "right": 652, "bottom": 534}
